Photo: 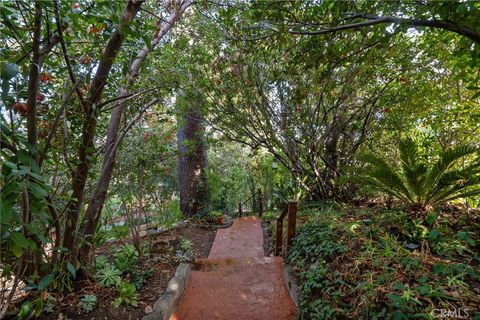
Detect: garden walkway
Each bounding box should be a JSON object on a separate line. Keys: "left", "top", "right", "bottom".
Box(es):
{"left": 173, "top": 216, "right": 297, "bottom": 320}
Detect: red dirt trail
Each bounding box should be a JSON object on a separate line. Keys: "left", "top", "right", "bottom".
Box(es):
{"left": 173, "top": 216, "right": 297, "bottom": 320}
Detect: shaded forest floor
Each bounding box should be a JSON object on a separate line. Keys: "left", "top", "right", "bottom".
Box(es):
{"left": 38, "top": 225, "right": 216, "bottom": 320}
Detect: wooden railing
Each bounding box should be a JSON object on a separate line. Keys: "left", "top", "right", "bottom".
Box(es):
{"left": 238, "top": 189, "right": 263, "bottom": 218}
{"left": 275, "top": 200, "right": 298, "bottom": 256}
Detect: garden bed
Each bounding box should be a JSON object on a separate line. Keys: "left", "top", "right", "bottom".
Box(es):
{"left": 265, "top": 204, "right": 480, "bottom": 319}
{"left": 31, "top": 225, "right": 215, "bottom": 320}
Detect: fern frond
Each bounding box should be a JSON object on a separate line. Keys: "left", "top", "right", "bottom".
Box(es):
{"left": 358, "top": 139, "right": 480, "bottom": 211}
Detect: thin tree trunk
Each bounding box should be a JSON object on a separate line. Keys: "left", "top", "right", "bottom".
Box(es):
{"left": 323, "top": 120, "right": 341, "bottom": 198}
{"left": 77, "top": 1, "right": 192, "bottom": 262}
{"left": 22, "top": 2, "right": 42, "bottom": 278}
{"left": 62, "top": 0, "right": 145, "bottom": 260}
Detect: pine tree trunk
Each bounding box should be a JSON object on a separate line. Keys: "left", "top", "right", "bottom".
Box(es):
{"left": 177, "top": 105, "right": 208, "bottom": 217}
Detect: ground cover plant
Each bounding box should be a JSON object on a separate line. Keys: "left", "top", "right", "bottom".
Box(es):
{"left": 285, "top": 205, "right": 480, "bottom": 319}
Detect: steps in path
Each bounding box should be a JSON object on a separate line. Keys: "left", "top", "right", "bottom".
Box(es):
{"left": 173, "top": 216, "right": 297, "bottom": 320}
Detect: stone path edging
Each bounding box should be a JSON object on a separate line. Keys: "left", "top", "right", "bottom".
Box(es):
{"left": 143, "top": 263, "right": 191, "bottom": 320}
{"left": 283, "top": 265, "right": 299, "bottom": 308}
{"left": 188, "top": 216, "right": 233, "bottom": 230}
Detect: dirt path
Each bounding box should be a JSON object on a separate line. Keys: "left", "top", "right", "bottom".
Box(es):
{"left": 173, "top": 216, "right": 297, "bottom": 320}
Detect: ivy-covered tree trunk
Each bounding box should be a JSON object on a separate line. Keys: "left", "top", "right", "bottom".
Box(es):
{"left": 177, "top": 105, "right": 208, "bottom": 217}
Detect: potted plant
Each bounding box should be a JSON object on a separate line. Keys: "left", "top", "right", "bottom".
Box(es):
{"left": 211, "top": 211, "right": 224, "bottom": 225}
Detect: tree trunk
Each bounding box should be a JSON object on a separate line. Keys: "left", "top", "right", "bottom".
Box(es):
{"left": 61, "top": 0, "right": 144, "bottom": 260}
{"left": 77, "top": 0, "right": 192, "bottom": 262}
{"left": 323, "top": 120, "right": 341, "bottom": 198}
{"left": 177, "top": 104, "right": 208, "bottom": 217}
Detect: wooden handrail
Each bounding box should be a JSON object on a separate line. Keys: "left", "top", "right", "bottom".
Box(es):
{"left": 275, "top": 200, "right": 298, "bottom": 256}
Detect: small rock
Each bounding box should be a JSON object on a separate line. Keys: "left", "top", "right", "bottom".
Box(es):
{"left": 362, "top": 219, "right": 372, "bottom": 225}
{"left": 404, "top": 243, "right": 419, "bottom": 250}
{"left": 145, "top": 305, "right": 153, "bottom": 314}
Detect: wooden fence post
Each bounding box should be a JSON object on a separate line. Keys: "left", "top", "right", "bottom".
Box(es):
{"left": 275, "top": 219, "right": 283, "bottom": 256}
{"left": 238, "top": 203, "right": 242, "bottom": 217}
{"left": 258, "top": 188, "right": 263, "bottom": 217}
{"left": 287, "top": 200, "right": 298, "bottom": 248}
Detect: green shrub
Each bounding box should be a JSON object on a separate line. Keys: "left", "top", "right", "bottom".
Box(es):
{"left": 131, "top": 269, "right": 153, "bottom": 290}
{"left": 114, "top": 281, "right": 138, "bottom": 308}
{"left": 94, "top": 255, "right": 109, "bottom": 272}
{"left": 79, "top": 294, "right": 97, "bottom": 313}
{"left": 359, "top": 138, "right": 480, "bottom": 213}
{"left": 288, "top": 222, "right": 347, "bottom": 268}
{"left": 174, "top": 237, "right": 194, "bottom": 262}
{"left": 95, "top": 264, "right": 122, "bottom": 287}
{"left": 287, "top": 221, "right": 348, "bottom": 319}
{"left": 287, "top": 207, "right": 480, "bottom": 319}
{"left": 113, "top": 244, "right": 139, "bottom": 273}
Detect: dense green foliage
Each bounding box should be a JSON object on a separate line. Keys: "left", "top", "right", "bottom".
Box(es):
{"left": 1, "top": 0, "right": 480, "bottom": 318}
{"left": 359, "top": 138, "right": 480, "bottom": 212}
{"left": 287, "top": 207, "right": 480, "bottom": 319}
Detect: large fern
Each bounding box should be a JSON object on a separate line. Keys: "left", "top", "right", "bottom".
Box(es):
{"left": 359, "top": 138, "right": 480, "bottom": 212}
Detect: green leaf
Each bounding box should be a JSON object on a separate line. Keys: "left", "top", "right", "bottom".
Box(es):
{"left": 428, "top": 229, "right": 440, "bottom": 240}
{"left": 1, "top": 62, "right": 19, "bottom": 80}
{"left": 456, "top": 3, "right": 467, "bottom": 13}
{"left": 17, "top": 149, "right": 32, "bottom": 166}
{"left": 28, "top": 182, "right": 48, "bottom": 199}
{"left": 426, "top": 213, "right": 437, "bottom": 227}
{"left": 38, "top": 274, "right": 54, "bottom": 291}
{"left": 143, "top": 35, "right": 152, "bottom": 51}
{"left": 4, "top": 161, "right": 17, "bottom": 170}
{"left": 17, "top": 300, "right": 32, "bottom": 320}
{"left": 0, "top": 201, "right": 13, "bottom": 224}
{"left": 12, "top": 231, "right": 29, "bottom": 248}
{"left": 35, "top": 297, "right": 44, "bottom": 317}
{"left": 10, "top": 242, "right": 23, "bottom": 258}
{"left": 67, "top": 262, "right": 77, "bottom": 279}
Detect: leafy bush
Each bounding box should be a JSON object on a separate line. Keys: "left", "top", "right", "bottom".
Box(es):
{"left": 95, "top": 264, "right": 122, "bottom": 287}
{"left": 94, "top": 255, "right": 109, "bottom": 272}
{"left": 174, "top": 237, "right": 194, "bottom": 262}
{"left": 113, "top": 244, "right": 139, "bottom": 273}
{"left": 288, "top": 222, "right": 347, "bottom": 268}
{"left": 79, "top": 294, "right": 97, "bottom": 313}
{"left": 287, "top": 221, "right": 348, "bottom": 318}
{"left": 131, "top": 269, "right": 153, "bottom": 290}
{"left": 359, "top": 138, "right": 480, "bottom": 213}
{"left": 114, "top": 281, "right": 138, "bottom": 308}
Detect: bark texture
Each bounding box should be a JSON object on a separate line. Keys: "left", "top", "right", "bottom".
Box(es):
{"left": 177, "top": 105, "right": 208, "bottom": 217}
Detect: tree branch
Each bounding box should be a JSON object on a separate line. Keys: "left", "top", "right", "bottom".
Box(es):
{"left": 53, "top": 0, "right": 88, "bottom": 111}
{"left": 40, "top": 80, "right": 81, "bottom": 164}
{"left": 289, "top": 13, "right": 480, "bottom": 44}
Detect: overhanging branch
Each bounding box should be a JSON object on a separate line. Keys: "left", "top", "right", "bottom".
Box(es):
{"left": 289, "top": 13, "right": 480, "bottom": 44}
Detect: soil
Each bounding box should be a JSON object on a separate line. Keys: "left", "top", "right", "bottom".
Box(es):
{"left": 38, "top": 225, "right": 215, "bottom": 320}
